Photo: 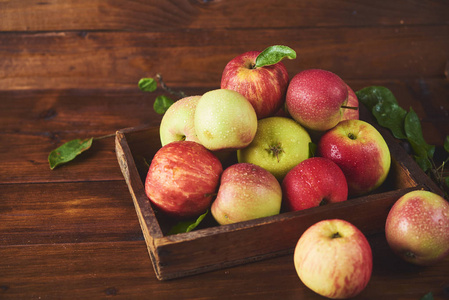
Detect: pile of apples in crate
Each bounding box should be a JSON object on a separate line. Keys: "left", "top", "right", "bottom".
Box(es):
{"left": 145, "top": 46, "right": 449, "bottom": 298}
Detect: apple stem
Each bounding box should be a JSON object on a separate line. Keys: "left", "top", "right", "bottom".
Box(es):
{"left": 319, "top": 199, "right": 328, "bottom": 206}
{"left": 332, "top": 232, "right": 342, "bottom": 239}
{"left": 267, "top": 143, "right": 284, "bottom": 162}
{"left": 341, "top": 105, "right": 359, "bottom": 111}
{"left": 404, "top": 251, "right": 416, "bottom": 259}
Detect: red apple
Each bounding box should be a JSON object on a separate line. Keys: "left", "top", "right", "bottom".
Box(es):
{"left": 341, "top": 84, "right": 359, "bottom": 121}
{"left": 221, "top": 51, "right": 289, "bottom": 119}
{"left": 282, "top": 157, "right": 348, "bottom": 211}
{"left": 145, "top": 141, "right": 223, "bottom": 219}
{"left": 385, "top": 190, "right": 449, "bottom": 266}
{"left": 211, "top": 163, "right": 282, "bottom": 225}
{"left": 294, "top": 219, "right": 372, "bottom": 299}
{"left": 286, "top": 69, "right": 349, "bottom": 132}
{"left": 317, "top": 119, "right": 391, "bottom": 196}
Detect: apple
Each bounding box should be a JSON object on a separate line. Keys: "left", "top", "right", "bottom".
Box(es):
{"left": 282, "top": 157, "right": 348, "bottom": 212}
{"left": 317, "top": 119, "right": 391, "bottom": 196}
{"left": 294, "top": 219, "right": 372, "bottom": 299}
{"left": 159, "top": 95, "right": 201, "bottom": 147}
{"left": 145, "top": 141, "right": 223, "bottom": 219}
{"left": 385, "top": 190, "right": 449, "bottom": 266}
{"left": 341, "top": 84, "right": 359, "bottom": 121}
{"left": 286, "top": 69, "right": 349, "bottom": 132}
{"left": 221, "top": 51, "right": 289, "bottom": 119}
{"left": 237, "top": 116, "right": 311, "bottom": 181}
{"left": 211, "top": 163, "right": 282, "bottom": 225}
{"left": 194, "top": 89, "right": 258, "bottom": 151}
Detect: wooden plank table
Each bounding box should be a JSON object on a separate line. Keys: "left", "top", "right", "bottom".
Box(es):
{"left": 1, "top": 1, "right": 448, "bottom": 299}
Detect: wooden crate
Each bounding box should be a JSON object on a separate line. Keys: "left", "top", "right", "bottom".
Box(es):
{"left": 115, "top": 107, "right": 441, "bottom": 281}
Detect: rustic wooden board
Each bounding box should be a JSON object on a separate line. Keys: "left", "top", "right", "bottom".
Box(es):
{"left": 115, "top": 105, "right": 442, "bottom": 280}
{"left": 0, "top": 181, "right": 142, "bottom": 246}
{"left": 1, "top": 0, "right": 448, "bottom": 32}
{"left": 1, "top": 26, "right": 448, "bottom": 90}
{"left": 1, "top": 234, "right": 446, "bottom": 299}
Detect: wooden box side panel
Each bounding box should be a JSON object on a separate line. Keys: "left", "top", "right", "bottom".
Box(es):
{"left": 115, "top": 130, "right": 163, "bottom": 241}
{"left": 152, "top": 187, "right": 421, "bottom": 280}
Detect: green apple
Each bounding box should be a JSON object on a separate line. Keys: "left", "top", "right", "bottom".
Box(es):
{"left": 194, "top": 89, "right": 258, "bottom": 151}
{"left": 237, "top": 116, "right": 311, "bottom": 181}
{"left": 159, "top": 95, "right": 201, "bottom": 147}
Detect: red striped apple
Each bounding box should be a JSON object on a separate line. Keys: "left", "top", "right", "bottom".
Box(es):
{"left": 211, "top": 163, "right": 282, "bottom": 225}
{"left": 286, "top": 69, "right": 349, "bottom": 132}
{"left": 194, "top": 89, "right": 257, "bottom": 151}
{"left": 145, "top": 141, "right": 223, "bottom": 219}
{"left": 294, "top": 219, "right": 372, "bottom": 299}
{"left": 318, "top": 119, "right": 391, "bottom": 196}
{"left": 282, "top": 157, "right": 348, "bottom": 211}
{"left": 221, "top": 51, "right": 289, "bottom": 119}
{"left": 341, "top": 84, "right": 359, "bottom": 121}
{"left": 385, "top": 190, "right": 449, "bottom": 266}
{"left": 237, "top": 116, "right": 311, "bottom": 181}
{"left": 159, "top": 95, "right": 201, "bottom": 146}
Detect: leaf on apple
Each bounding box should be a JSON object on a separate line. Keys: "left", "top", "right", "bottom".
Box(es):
{"left": 138, "top": 77, "right": 158, "bottom": 92}
{"left": 154, "top": 95, "right": 175, "bottom": 114}
{"left": 48, "top": 138, "right": 93, "bottom": 170}
{"left": 254, "top": 45, "right": 296, "bottom": 68}
{"left": 167, "top": 210, "right": 209, "bottom": 235}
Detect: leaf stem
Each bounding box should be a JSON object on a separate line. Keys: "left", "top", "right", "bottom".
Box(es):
{"left": 93, "top": 133, "right": 116, "bottom": 141}
{"left": 156, "top": 73, "right": 187, "bottom": 99}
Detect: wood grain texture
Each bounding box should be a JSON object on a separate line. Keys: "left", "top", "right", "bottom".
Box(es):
{"left": 1, "top": 26, "right": 448, "bottom": 90}
{"left": 0, "top": 181, "right": 143, "bottom": 246}
{"left": 1, "top": 0, "right": 448, "bottom": 32}
{"left": 1, "top": 234, "right": 448, "bottom": 299}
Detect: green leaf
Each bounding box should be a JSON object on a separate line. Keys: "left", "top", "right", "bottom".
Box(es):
{"left": 356, "top": 86, "right": 407, "bottom": 139}
{"left": 48, "top": 138, "right": 93, "bottom": 170}
{"left": 356, "top": 86, "right": 399, "bottom": 110}
{"left": 153, "top": 95, "right": 175, "bottom": 114}
{"left": 138, "top": 78, "right": 157, "bottom": 92}
{"left": 404, "top": 108, "right": 435, "bottom": 172}
{"left": 168, "top": 210, "right": 209, "bottom": 235}
{"left": 444, "top": 136, "right": 449, "bottom": 153}
{"left": 372, "top": 101, "right": 407, "bottom": 140}
{"left": 254, "top": 45, "right": 296, "bottom": 68}
{"left": 444, "top": 177, "right": 449, "bottom": 189}
{"left": 404, "top": 108, "right": 435, "bottom": 158}
{"left": 420, "top": 292, "right": 434, "bottom": 300}
{"left": 414, "top": 155, "right": 432, "bottom": 173}
{"left": 309, "top": 142, "right": 317, "bottom": 158}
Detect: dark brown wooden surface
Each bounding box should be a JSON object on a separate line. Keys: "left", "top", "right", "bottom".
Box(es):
{"left": 1, "top": 1, "right": 449, "bottom": 299}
